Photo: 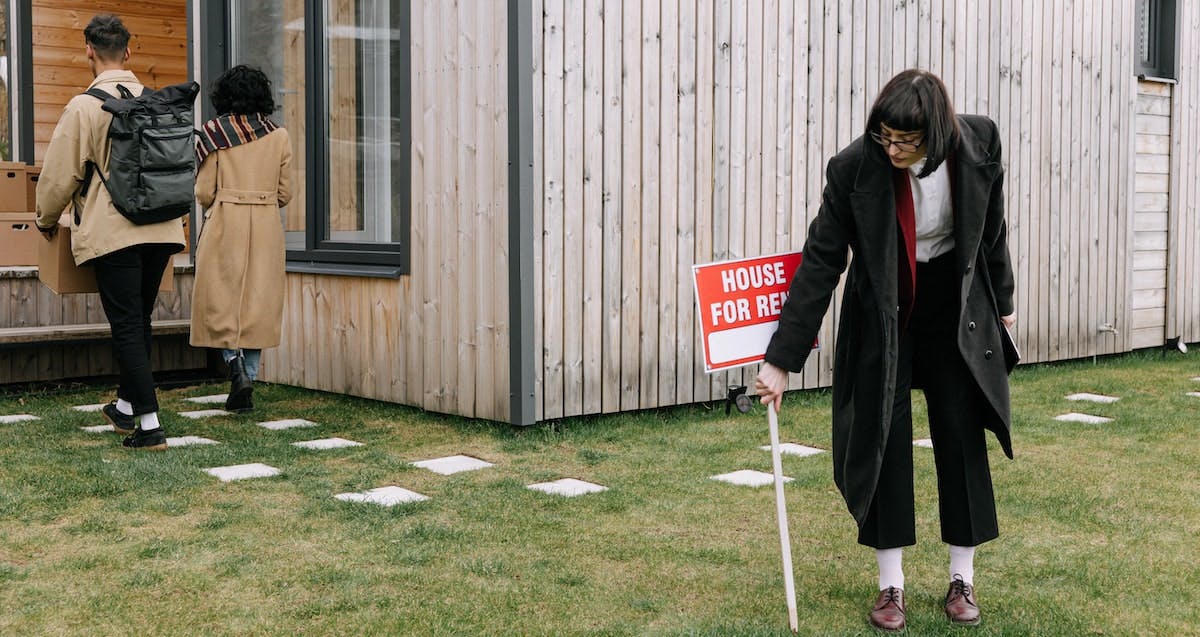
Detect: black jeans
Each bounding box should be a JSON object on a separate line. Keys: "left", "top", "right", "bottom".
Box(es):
{"left": 90, "top": 244, "right": 176, "bottom": 416}
{"left": 858, "top": 250, "right": 999, "bottom": 549}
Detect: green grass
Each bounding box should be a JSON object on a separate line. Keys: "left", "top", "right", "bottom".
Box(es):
{"left": 0, "top": 350, "right": 1198, "bottom": 636}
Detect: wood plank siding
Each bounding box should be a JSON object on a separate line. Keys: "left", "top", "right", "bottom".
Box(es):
{"left": 262, "top": 1, "right": 511, "bottom": 422}
{"left": 1168, "top": 3, "right": 1200, "bottom": 346}
{"left": 530, "top": 0, "right": 1151, "bottom": 420}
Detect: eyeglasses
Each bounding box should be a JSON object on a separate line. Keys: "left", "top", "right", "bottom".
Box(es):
{"left": 870, "top": 131, "right": 924, "bottom": 153}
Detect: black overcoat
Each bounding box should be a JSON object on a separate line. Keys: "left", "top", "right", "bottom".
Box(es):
{"left": 764, "top": 114, "right": 1015, "bottom": 529}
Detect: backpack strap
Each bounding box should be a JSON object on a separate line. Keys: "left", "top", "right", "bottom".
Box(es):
{"left": 77, "top": 84, "right": 145, "bottom": 221}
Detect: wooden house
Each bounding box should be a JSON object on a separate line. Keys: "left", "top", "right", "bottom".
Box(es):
{"left": 3, "top": 1, "right": 1199, "bottom": 426}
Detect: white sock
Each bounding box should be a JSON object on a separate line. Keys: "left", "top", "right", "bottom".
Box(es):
{"left": 138, "top": 412, "right": 161, "bottom": 431}
{"left": 876, "top": 548, "right": 905, "bottom": 590}
{"left": 949, "top": 544, "right": 976, "bottom": 585}
{"left": 115, "top": 399, "right": 134, "bottom": 416}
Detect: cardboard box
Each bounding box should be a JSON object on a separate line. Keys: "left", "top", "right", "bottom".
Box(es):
{"left": 0, "top": 212, "right": 38, "bottom": 266}
{"left": 0, "top": 161, "right": 28, "bottom": 213}
{"left": 38, "top": 224, "right": 174, "bottom": 294}
{"left": 25, "top": 164, "right": 41, "bottom": 214}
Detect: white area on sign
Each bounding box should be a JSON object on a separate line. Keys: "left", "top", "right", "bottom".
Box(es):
{"left": 707, "top": 322, "right": 779, "bottom": 369}
{"left": 913, "top": 438, "right": 934, "bottom": 448}
{"left": 81, "top": 424, "right": 115, "bottom": 433}
{"left": 204, "top": 463, "right": 281, "bottom": 482}
{"left": 334, "top": 486, "right": 428, "bottom": 506}
{"left": 257, "top": 418, "right": 317, "bottom": 430}
{"left": 759, "top": 443, "right": 824, "bottom": 457}
{"left": 0, "top": 414, "right": 40, "bottom": 424}
{"left": 710, "top": 469, "right": 792, "bottom": 487}
{"left": 72, "top": 404, "right": 107, "bottom": 412}
{"left": 1054, "top": 412, "right": 1113, "bottom": 424}
{"left": 166, "top": 436, "right": 219, "bottom": 447}
{"left": 526, "top": 478, "right": 609, "bottom": 497}
{"left": 293, "top": 437, "right": 363, "bottom": 450}
{"left": 412, "top": 455, "right": 494, "bottom": 475}
{"left": 185, "top": 394, "right": 229, "bottom": 404}
{"left": 179, "top": 409, "right": 232, "bottom": 419}
{"left": 1065, "top": 393, "right": 1120, "bottom": 404}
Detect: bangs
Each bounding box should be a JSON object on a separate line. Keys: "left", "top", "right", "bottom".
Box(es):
{"left": 876, "top": 94, "right": 928, "bottom": 134}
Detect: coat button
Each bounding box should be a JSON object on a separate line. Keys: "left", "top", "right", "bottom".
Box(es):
{"left": 984, "top": 350, "right": 994, "bottom": 360}
{"left": 966, "top": 264, "right": 973, "bottom": 272}
{"left": 968, "top": 321, "right": 977, "bottom": 331}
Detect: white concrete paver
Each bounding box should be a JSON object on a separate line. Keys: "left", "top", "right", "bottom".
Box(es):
{"left": 1186, "top": 392, "right": 1200, "bottom": 399}
{"left": 1054, "top": 412, "right": 1113, "bottom": 424}
{"left": 709, "top": 470, "right": 791, "bottom": 488}
{"left": 334, "top": 486, "right": 428, "bottom": 506}
{"left": 760, "top": 443, "right": 824, "bottom": 457}
{"left": 167, "top": 436, "right": 219, "bottom": 447}
{"left": 81, "top": 424, "right": 115, "bottom": 433}
{"left": 184, "top": 394, "right": 228, "bottom": 404}
{"left": 412, "top": 455, "right": 494, "bottom": 475}
{"left": 1065, "top": 393, "right": 1120, "bottom": 404}
{"left": 179, "top": 409, "right": 233, "bottom": 419}
{"left": 0, "top": 414, "right": 40, "bottom": 424}
{"left": 72, "top": 404, "right": 107, "bottom": 412}
{"left": 293, "top": 437, "right": 363, "bottom": 450}
{"left": 913, "top": 438, "right": 934, "bottom": 448}
{"left": 204, "top": 463, "right": 281, "bottom": 482}
{"left": 257, "top": 418, "right": 317, "bottom": 430}
{"left": 527, "top": 478, "right": 609, "bottom": 497}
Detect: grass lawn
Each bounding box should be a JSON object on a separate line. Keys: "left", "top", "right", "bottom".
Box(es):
{"left": 1, "top": 350, "right": 1198, "bottom": 636}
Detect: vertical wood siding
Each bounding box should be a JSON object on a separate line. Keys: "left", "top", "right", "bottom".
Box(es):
{"left": 1168, "top": 3, "right": 1200, "bottom": 345}
{"left": 263, "top": 1, "right": 510, "bottom": 422}
{"left": 31, "top": 1, "right": 189, "bottom": 161}
{"left": 532, "top": 0, "right": 1150, "bottom": 419}
{"left": 1133, "top": 81, "right": 1171, "bottom": 349}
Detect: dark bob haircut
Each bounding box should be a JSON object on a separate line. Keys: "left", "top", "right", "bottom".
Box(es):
{"left": 210, "top": 65, "right": 277, "bottom": 117}
{"left": 865, "top": 69, "right": 960, "bottom": 178}
{"left": 84, "top": 14, "right": 131, "bottom": 62}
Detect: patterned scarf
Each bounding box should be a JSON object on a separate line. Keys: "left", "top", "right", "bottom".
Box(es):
{"left": 195, "top": 113, "right": 280, "bottom": 163}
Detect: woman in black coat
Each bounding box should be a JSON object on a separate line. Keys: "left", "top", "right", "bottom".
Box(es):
{"left": 755, "top": 69, "right": 1015, "bottom": 632}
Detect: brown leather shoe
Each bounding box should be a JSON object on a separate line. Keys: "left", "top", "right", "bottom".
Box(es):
{"left": 944, "top": 574, "right": 981, "bottom": 625}
{"left": 869, "top": 586, "right": 906, "bottom": 632}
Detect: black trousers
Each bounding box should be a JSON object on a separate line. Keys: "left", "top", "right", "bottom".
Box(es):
{"left": 857, "top": 250, "right": 999, "bottom": 549}
{"left": 91, "top": 244, "right": 176, "bottom": 416}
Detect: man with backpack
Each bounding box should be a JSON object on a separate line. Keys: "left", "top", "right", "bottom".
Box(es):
{"left": 35, "top": 14, "right": 187, "bottom": 451}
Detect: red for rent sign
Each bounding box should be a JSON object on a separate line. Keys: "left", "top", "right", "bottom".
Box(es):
{"left": 692, "top": 252, "right": 807, "bottom": 373}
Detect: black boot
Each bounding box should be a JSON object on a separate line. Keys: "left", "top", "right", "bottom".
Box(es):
{"left": 225, "top": 354, "right": 254, "bottom": 413}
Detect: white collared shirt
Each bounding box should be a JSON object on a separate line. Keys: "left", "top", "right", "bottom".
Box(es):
{"left": 907, "top": 157, "right": 955, "bottom": 261}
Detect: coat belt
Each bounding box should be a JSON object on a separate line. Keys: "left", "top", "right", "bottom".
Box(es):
{"left": 213, "top": 189, "right": 276, "bottom": 204}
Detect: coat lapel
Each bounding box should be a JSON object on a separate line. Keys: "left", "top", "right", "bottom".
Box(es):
{"left": 849, "top": 145, "right": 899, "bottom": 314}
{"left": 952, "top": 120, "right": 1002, "bottom": 276}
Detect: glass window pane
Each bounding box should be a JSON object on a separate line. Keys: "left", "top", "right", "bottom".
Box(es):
{"left": 229, "top": 0, "right": 307, "bottom": 250}
{"left": 324, "top": 0, "right": 406, "bottom": 245}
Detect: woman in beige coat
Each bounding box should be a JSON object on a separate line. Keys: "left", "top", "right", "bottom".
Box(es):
{"left": 190, "top": 65, "right": 292, "bottom": 412}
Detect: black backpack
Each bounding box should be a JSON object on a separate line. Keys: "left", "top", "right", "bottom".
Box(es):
{"left": 81, "top": 81, "right": 200, "bottom": 225}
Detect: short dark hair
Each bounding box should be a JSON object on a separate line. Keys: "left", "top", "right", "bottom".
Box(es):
{"left": 865, "top": 69, "right": 960, "bottom": 178}
{"left": 84, "top": 14, "right": 131, "bottom": 62}
{"left": 210, "top": 65, "right": 277, "bottom": 116}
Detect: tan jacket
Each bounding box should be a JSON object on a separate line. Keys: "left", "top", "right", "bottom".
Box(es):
{"left": 189, "top": 128, "right": 292, "bottom": 350}
{"left": 35, "top": 70, "right": 184, "bottom": 264}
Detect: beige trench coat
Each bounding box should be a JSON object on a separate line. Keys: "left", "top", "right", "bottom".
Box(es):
{"left": 189, "top": 128, "right": 292, "bottom": 350}
{"left": 36, "top": 70, "right": 185, "bottom": 264}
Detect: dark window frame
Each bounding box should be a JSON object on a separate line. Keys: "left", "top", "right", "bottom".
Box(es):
{"left": 202, "top": 0, "right": 411, "bottom": 276}
{"left": 1136, "top": 0, "right": 1179, "bottom": 80}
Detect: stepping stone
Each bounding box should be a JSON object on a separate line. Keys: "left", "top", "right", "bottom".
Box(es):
{"left": 527, "top": 478, "right": 609, "bottom": 497}
{"left": 412, "top": 454, "right": 494, "bottom": 475}
{"left": 709, "top": 470, "right": 791, "bottom": 488}
{"left": 204, "top": 463, "right": 281, "bottom": 482}
{"left": 1186, "top": 392, "right": 1200, "bottom": 398}
{"left": 759, "top": 443, "right": 825, "bottom": 457}
{"left": 81, "top": 424, "right": 115, "bottom": 433}
{"left": 166, "top": 436, "right": 219, "bottom": 447}
{"left": 179, "top": 409, "right": 233, "bottom": 419}
{"left": 257, "top": 418, "right": 317, "bottom": 431}
{"left": 0, "top": 414, "right": 40, "bottom": 424}
{"left": 1066, "top": 393, "right": 1120, "bottom": 404}
{"left": 913, "top": 438, "right": 934, "bottom": 448}
{"left": 1054, "top": 412, "right": 1113, "bottom": 424}
{"left": 72, "top": 404, "right": 107, "bottom": 412}
{"left": 184, "top": 394, "right": 228, "bottom": 404}
{"left": 1192, "top": 377, "right": 1200, "bottom": 382}
{"left": 293, "top": 437, "right": 363, "bottom": 450}
{"left": 334, "top": 486, "right": 428, "bottom": 506}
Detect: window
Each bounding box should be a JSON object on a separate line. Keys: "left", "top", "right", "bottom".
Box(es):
{"left": 225, "top": 0, "right": 411, "bottom": 272}
{"left": 1136, "top": 0, "right": 1178, "bottom": 80}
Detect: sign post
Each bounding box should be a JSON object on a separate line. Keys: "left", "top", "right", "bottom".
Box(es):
{"left": 693, "top": 251, "right": 805, "bottom": 633}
